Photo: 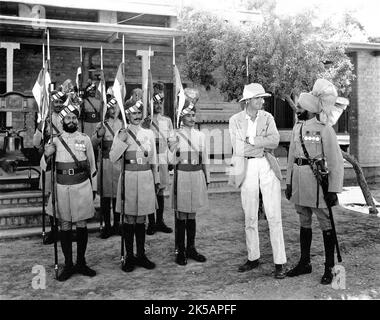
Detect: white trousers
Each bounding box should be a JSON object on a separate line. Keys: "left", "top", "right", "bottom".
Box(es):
{"left": 241, "top": 157, "right": 287, "bottom": 264}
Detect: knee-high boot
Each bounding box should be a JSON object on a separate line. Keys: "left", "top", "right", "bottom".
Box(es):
{"left": 146, "top": 214, "right": 156, "bottom": 235}
{"left": 287, "top": 227, "right": 313, "bottom": 277}
{"left": 155, "top": 194, "right": 172, "bottom": 233}
{"left": 176, "top": 219, "right": 187, "bottom": 265}
{"left": 186, "top": 219, "right": 206, "bottom": 262}
{"left": 100, "top": 197, "right": 112, "bottom": 239}
{"left": 122, "top": 223, "right": 135, "bottom": 272}
{"left": 76, "top": 227, "right": 96, "bottom": 277}
{"left": 321, "top": 229, "right": 335, "bottom": 285}
{"left": 135, "top": 223, "right": 155, "bottom": 269}
{"left": 57, "top": 230, "right": 74, "bottom": 282}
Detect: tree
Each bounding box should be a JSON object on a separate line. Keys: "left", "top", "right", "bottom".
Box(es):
{"left": 178, "top": 8, "right": 378, "bottom": 214}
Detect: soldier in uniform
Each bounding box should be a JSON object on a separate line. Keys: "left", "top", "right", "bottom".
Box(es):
{"left": 33, "top": 89, "right": 65, "bottom": 245}
{"left": 285, "top": 79, "right": 344, "bottom": 285}
{"left": 33, "top": 80, "right": 81, "bottom": 245}
{"left": 169, "top": 88, "right": 209, "bottom": 266}
{"left": 91, "top": 94, "right": 123, "bottom": 239}
{"left": 42, "top": 100, "right": 97, "bottom": 282}
{"left": 142, "top": 82, "right": 174, "bottom": 235}
{"left": 81, "top": 79, "right": 101, "bottom": 137}
{"left": 228, "top": 83, "right": 287, "bottom": 279}
{"left": 109, "top": 98, "right": 159, "bottom": 272}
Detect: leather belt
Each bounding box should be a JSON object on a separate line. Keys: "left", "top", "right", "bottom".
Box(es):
{"left": 56, "top": 167, "right": 86, "bottom": 175}
{"left": 245, "top": 156, "right": 263, "bottom": 159}
{"left": 125, "top": 158, "right": 148, "bottom": 165}
{"left": 177, "top": 164, "right": 202, "bottom": 171}
{"left": 294, "top": 158, "right": 309, "bottom": 166}
{"left": 83, "top": 112, "right": 100, "bottom": 123}
{"left": 124, "top": 163, "right": 151, "bottom": 171}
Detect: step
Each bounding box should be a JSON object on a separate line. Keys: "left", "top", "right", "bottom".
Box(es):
{"left": 0, "top": 190, "right": 46, "bottom": 207}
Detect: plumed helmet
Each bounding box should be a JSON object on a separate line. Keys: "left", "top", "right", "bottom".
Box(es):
{"left": 180, "top": 87, "right": 200, "bottom": 117}
{"left": 153, "top": 82, "right": 165, "bottom": 103}
{"left": 124, "top": 98, "right": 143, "bottom": 114}
{"left": 60, "top": 79, "right": 75, "bottom": 94}
{"left": 130, "top": 88, "right": 143, "bottom": 101}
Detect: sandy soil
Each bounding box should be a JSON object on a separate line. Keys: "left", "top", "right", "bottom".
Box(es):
{"left": 0, "top": 185, "right": 379, "bottom": 300}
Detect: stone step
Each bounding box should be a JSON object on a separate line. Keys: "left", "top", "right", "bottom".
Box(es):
{"left": 0, "top": 190, "right": 47, "bottom": 208}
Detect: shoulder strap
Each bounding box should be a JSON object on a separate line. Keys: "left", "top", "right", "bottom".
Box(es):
{"left": 151, "top": 121, "right": 167, "bottom": 142}
{"left": 104, "top": 122, "right": 115, "bottom": 137}
{"left": 125, "top": 128, "right": 147, "bottom": 154}
{"left": 299, "top": 123, "right": 320, "bottom": 181}
{"left": 57, "top": 135, "right": 81, "bottom": 167}
{"left": 299, "top": 123, "right": 311, "bottom": 161}
{"left": 51, "top": 122, "right": 60, "bottom": 135}
{"left": 85, "top": 98, "right": 98, "bottom": 113}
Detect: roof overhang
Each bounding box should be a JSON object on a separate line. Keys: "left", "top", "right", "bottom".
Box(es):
{"left": 2, "top": 0, "right": 180, "bottom": 16}
{"left": 0, "top": 14, "right": 185, "bottom": 52}
{"left": 347, "top": 42, "right": 380, "bottom": 56}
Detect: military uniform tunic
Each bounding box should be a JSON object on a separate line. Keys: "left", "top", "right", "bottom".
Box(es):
{"left": 150, "top": 114, "right": 175, "bottom": 191}
{"left": 41, "top": 130, "right": 97, "bottom": 222}
{"left": 286, "top": 117, "right": 344, "bottom": 209}
{"left": 81, "top": 96, "right": 101, "bottom": 137}
{"left": 33, "top": 112, "right": 64, "bottom": 193}
{"left": 91, "top": 117, "right": 123, "bottom": 198}
{"left": 171, "top": 127, "right": 210, "bottom": 213}
{"left": 109, "top": 125, "right": 159, "bottom": 216}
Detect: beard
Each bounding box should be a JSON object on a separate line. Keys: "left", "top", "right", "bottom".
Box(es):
{"left": 63, "top": 122, "right": 78, "bottom": 133}
{"left": 297, "top": 110, "right": 308, "bottom": 121}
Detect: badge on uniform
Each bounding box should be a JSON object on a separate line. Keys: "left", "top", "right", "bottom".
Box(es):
{"left": 305, "top": 131, "right": 321, "bottom": 143}
{"left": 75, "top": 140, "right": 86, "bottom": 152}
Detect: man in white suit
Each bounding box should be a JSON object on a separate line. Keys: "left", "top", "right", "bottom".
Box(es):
{"left": 228, "top": 83, "right": 286, "bottom": 279}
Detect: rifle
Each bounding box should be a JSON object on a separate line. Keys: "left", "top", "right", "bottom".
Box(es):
{"left": 46, "top": 29, "right": 59, "bottom": 279}
{"left": 120, "top": 150, "right": 126, "bottom": 269}
{"left": 99, "top": 47, "right": 105, "bottom": 234}
{"left": 299, "top": 123, "right": 342, "bottom": 263}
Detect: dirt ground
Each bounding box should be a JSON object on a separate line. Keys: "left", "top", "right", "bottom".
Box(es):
{"left": 0, "top": 185, "right": 379, "bottom": 300}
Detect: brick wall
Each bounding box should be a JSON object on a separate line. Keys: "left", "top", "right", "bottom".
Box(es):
{"left": 356, "top": 51, "right": 380, "bottom": 166}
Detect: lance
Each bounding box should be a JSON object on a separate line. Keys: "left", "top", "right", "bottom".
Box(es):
{"left": 47, "top": 29, "right": 59, "bottom": 279}
{"left": 172, "top": 37, "right": 178, "bottom": 255}
{"left": 41, "top": 42, "right": 47, "bottom": 243}
{"left": 120, "top": 34, "right": 126, "bottom": 269}
{"left": 79, "top": 46, "right": 85, "bottom": 133}
{"left": 99, "top": 46, "right": 104, "bottom": 234}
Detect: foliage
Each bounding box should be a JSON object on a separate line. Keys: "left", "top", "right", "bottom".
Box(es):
{"left": 178, "top": 7, "right": 355, "bottom": 107}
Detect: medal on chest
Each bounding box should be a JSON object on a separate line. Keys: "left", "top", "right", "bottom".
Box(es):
{"left": 304, "top": 131, "right": 321, "bottom": 143}
{"left": 74, "top": 140, "right": 86, "bottom": 152}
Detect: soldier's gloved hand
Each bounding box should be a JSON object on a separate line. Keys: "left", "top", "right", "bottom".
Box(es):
{"left": 96, "top": 124, "right": 106, "bottom": 138}
{"left": 325, "top": 192, "right": 338, "bottom": 207}
{"left": 285, "top": 184, "right": 292, "bottom": 200}
{"left": 44, "top": 143, "right": 56, "bottom": 157}
{"left": 118, "top": 129, "right": 129, "bottom": 142}
{"left": 155, "top": 183, "right": 160, "bottom": 194}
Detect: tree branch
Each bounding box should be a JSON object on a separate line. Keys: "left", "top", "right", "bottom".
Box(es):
{"left": 342, "top": 150, "right": 378, "bottom": 214}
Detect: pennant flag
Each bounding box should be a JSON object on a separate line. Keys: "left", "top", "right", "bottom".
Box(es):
{"left": 75, "top": 66, "right": 82, "bottom": 95}
{"left": 147, "top": 68, "right": 154, "bottom": 121}
{"left": 32, "top": 68, "right": 44, "bottom": 122}
{"left": 174, "top": 65, "right": 186, "bottom": 127}
{"left": 32, "top": 65, "right": 51, "bottom": 130}
{"left": 113, "top": 63, "right": 127, "bottom": 127}
{"left": 98, "top": 69, "right": 108, "bottom": 122}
